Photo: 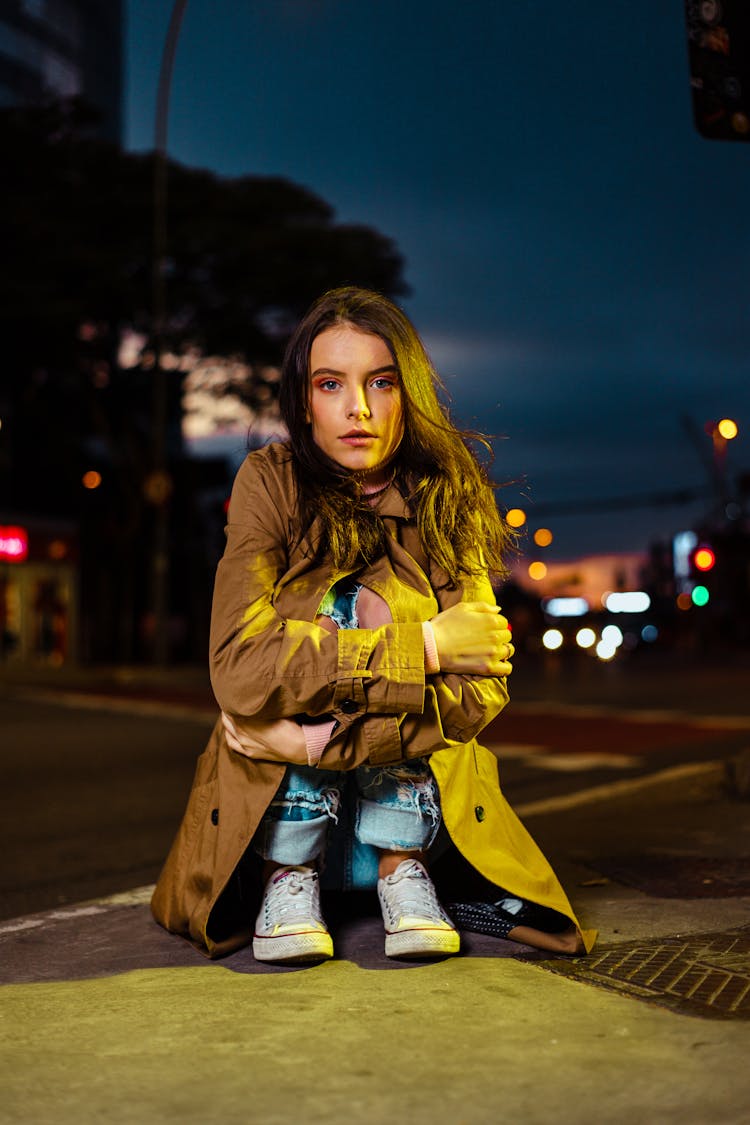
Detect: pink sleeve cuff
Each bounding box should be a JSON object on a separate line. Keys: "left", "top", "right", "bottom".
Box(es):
{"left": 422, "top": 620, "right": 441, "bottom": 675}
{"left": 302, "top": 719, "right": 338, "bottom": 766}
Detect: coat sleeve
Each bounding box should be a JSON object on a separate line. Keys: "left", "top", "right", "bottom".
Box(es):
{"left": 316, "top": 572, "right": 510, "bottom": 768}
{"left": 209, "top": 453, "right": 427, "bottom": 723}
{"left": 398, "top": 566, "right": 509, "bottom": 753}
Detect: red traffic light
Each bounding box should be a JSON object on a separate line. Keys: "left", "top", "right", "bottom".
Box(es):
{"left": 694, "top": 546, "right": 716, "bottom": 572}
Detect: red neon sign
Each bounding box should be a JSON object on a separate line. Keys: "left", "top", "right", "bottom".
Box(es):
{"left": 0, "top": 526, "right": 28, "bottom": 563}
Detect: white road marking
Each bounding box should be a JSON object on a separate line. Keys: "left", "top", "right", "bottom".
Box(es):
{"left": 486, "top": 742, "right": 642, "bottom": 771}
{"left": 514, "top": 761, "right": 718, "bottom": 818}
{"left": 0, "top": 886, "right": 155, "bottom": 935}
{"left": 521, "top": 752, "right": 643, "bottom": 771}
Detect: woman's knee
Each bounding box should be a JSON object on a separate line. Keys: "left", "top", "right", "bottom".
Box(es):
{"left": 355, "top": 763, "right": 441, "bottom": 852}
{"left": 254, "top": 767, "right": 342, "bottom": 865}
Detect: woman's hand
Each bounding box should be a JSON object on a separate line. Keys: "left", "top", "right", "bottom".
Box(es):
{"left": 431, "top": 601, "right": 514, "bottom": 676}
{"left": 221, "top": 711, "right": 309, "bottom": 765}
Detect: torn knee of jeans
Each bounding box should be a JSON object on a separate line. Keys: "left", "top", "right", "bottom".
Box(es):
{"left": 321, "top": 786, "right": 342, "bottom": 823}
{"left": 365, "top": 768, "right": 441, "bottom": 827}
{"left": 366, "top": 763, "right": 433, "bottom": 788}
{"left": 270, "top": 786, "right": 342, "bottom": 823}
{"left": 408, "top": 781, "right": 441, "bottom": 827}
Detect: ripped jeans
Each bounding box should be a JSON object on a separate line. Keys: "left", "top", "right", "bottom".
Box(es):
{"left": 253, "top": 760, "right": 443, "bottom": 888}
{"left": 253, "top": 576, "right": 443, "bottom": 887}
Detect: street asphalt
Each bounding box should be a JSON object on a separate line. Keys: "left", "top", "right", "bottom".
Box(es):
{"left": 1, "top": 652, "right": 749, "bottom": 1124}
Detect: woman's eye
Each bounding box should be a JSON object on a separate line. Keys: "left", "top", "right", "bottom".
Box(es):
{"left": 372, "top": 377, "right": 396, "bottom": 390}
{"left": 317, "top": 379, "right": 340, "bottom": 392}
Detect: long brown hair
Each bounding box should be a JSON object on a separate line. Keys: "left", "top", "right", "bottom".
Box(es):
{"left": 279, "top": 287, "right": 514, "bottom": 584}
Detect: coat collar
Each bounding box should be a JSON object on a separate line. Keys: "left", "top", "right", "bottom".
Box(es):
{"left": 370, "top": 480, "right": 412, "bottom": 521}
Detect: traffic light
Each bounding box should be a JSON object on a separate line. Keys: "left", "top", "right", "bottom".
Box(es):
{"left": 691, "top": 585, "right": 710, "bottom": 607}
{"left": 685, "top": 0, "right": 750, "bottom": 142}
{"left": 693, "top": 545, "right": 716, "bottom": 572}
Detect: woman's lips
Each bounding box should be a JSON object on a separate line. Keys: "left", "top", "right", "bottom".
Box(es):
{"left": 340, "top": 432, "right": 375, "bottom": 446}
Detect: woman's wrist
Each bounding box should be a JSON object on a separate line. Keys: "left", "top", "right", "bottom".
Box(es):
{"left": 422, "top": 619, "right": 441, "bottom": 674}
{"left": 301, "top": 718, "right": 339, "bottom": 766}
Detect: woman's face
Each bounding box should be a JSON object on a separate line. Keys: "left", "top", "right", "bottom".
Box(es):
{"left": 308, "top": 324, "right": 404, "bottom": 484}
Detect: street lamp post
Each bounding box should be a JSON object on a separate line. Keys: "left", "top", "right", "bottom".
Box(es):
{"left": 149, "top": 0, "right": 188, "bottom": 664}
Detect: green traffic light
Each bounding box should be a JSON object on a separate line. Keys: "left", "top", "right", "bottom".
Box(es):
{"left": 691, "top": 585, "right": 710, "bottom": 607}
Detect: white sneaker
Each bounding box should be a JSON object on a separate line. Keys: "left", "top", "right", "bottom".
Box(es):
{"left": 377, "top": 858, "right": 460, "bottom": 959}
{"left": 253, "top": 866, "right": 333, "bottom": 963}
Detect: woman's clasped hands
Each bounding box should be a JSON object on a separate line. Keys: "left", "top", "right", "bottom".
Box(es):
{"left": 430, "top": 601, "right": 514, "bottom": 677}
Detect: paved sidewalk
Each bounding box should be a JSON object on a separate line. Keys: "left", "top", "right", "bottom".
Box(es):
{"left": 1, "top": 658, "right": 749, "bottom": 1123}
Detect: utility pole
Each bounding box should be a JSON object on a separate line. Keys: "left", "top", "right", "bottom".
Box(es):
{"left": 148, "top": 0, "right": 188, "bottom": 664}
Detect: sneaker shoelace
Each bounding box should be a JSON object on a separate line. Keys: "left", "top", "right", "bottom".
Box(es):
{"left": 264, "top": 868, "right": 321, "bottom": 924}
{"left": 382, "top": 861, "right": 445, "bottom": 921}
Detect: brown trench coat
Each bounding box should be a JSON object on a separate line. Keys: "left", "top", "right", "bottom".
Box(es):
{"left": 151, "top": 442, "right": 595, "bottom": 956}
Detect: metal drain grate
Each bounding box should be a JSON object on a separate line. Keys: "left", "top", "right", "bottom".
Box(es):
{"left": 537, "top": 927, "right": 750, "bottom": 1020}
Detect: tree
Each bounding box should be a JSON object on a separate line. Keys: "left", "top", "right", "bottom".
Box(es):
{"left": 0, "top": 100, "right": 409, "bottom": 660}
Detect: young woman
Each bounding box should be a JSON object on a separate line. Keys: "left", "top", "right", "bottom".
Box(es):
{"left": 152, "top": 287, "right": 594, "bottom": 962}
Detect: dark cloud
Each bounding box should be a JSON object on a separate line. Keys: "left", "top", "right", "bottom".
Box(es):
{"left": 127, "top": 0, "right": 750, "bottom": 558}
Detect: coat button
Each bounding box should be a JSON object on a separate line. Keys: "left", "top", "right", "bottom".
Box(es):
{"left": 340, "top": 699, "right": 358, "bottom": 714}
{"left": 211, "top": 808, "right": 219, "bottom": 826}
{"left": 474, "top": 805, "right": 485, "bottom": 822}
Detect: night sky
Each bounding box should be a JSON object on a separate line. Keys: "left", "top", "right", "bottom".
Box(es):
{"left": 125, "top": 0, "right": 750, "bottom": 560}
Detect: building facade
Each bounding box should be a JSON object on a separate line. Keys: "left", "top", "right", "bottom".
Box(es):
{"left": 0, "top": 0, "right": 123, "bottom": 142}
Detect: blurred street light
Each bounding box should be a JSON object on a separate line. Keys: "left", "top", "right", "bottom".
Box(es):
{"left": 533, "top": 527, "right": 553, "bottom": 547}
{"left": 542, "top": 628, "right": 563, "bottom": 651}
{"left": 543, "top": 596, "right": 588, "bottom": 617}
{"left": 682, "top": 414, "right": 740, "bottom": 515}
{"left": 506, "top": 508, "right": 527, "bottom": 529}
{"left": 604, "top": 591, "right": 651, "bottom": 613}
{"left": 717, "top": 418, "right": 739, "bottom": 441}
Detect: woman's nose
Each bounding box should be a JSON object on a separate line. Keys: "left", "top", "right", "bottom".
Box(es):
{"left": 347, "top": 391, "right": 371, "bottom": 418}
